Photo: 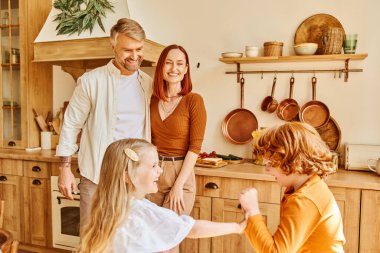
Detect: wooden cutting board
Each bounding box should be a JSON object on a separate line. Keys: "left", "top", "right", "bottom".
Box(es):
{"left": 294, "top": 14, "right": 345, "bottom": 54}
{"left": 316, "top": 116, "right": 341, "bottom": 151}
{"left": 195, "top": 161, "right": 228, "bottom": 168}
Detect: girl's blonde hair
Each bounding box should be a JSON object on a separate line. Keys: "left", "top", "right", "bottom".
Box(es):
{"left": 253, "top": 122, "right": 335, "bottom": 177}
{"left": 76, "top": 138, "right": 156, "bottom": 253}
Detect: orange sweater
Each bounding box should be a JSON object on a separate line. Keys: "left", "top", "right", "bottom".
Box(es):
{"left": 245, "top": 174, "right": 345, "bottom": 253}
{"left": 150, "top": 93, "right": 206, "bottom": 156}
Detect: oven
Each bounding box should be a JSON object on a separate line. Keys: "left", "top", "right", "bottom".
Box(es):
{"left": 51, "top": 176, "right": 80, "bottom": 251}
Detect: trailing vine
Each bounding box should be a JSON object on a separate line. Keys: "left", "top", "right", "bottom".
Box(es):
{"left": 53, "top": 0, "right": 114, "bottom": 35}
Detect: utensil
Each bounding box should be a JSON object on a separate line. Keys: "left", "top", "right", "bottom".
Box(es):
{"left": 299, "top": 77, "right": 330, "bottom": 128}
{"left": 277, "top": 77, "right": 300, "bottom": 121}
{"left": 316, "top": 116, "right": 341, "bottom": 151}
{"left": 294, "top": 14, "right": 345, "bottom": 55}
{"left": 222, "top": 77, "right": 258, "bottom": 144}
{"left": 261, "top": 76, "right": 278, "bottom": 113}
{"left": 32, "top": 108, "right": 49, "bottom": 131}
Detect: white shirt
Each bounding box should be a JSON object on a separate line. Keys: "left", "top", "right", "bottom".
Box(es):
{"left": 114, "top": 71, "right": 145, "bottom": 141}
{"left": 56, "top": 61, "right": 152, "bottom": 184}
{"left": 112, "top": 198, "right": 195, "bottom": 253}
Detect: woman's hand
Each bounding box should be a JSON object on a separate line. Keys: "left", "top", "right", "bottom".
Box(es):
{"left": 169, "top": 183, "right": 185, "bottom": 214}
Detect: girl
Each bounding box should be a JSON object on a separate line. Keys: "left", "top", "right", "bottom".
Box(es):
{"left": 240, "top": 122, "right": 345, "bottom": 252}
{"left": 77, "top": 139, "right": 245, "bottom": 253}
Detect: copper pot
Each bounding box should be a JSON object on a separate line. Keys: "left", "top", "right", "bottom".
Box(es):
{"left": 261, "top": 76, "right": 278, "bottom": 113}
{"left": 277, "top": 77, "right": 300, "bottom": 121}
{"left": 222, "top": 77, "right": 258, "bottom": 144}
{"left": 299, "top": 77, "right": 330, "bottom": 128}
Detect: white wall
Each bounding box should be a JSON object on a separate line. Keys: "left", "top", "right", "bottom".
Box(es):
{"left": 53, "top": 0, "right": 380, "bottom": 158}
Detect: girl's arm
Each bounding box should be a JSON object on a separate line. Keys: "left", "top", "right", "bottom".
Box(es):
{"left": 187, "top": 220, "right": 246, "bottom": 239}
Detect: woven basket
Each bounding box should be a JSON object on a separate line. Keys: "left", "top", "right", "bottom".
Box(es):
{"left": 264, "top": 41, "right": 283, "bottom": 56}
{"left": 320, "top": 27, "right": 344, "bottom": 55}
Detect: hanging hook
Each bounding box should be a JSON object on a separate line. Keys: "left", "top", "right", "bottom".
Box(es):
{"left": 313, "top": 71, "right": 316, "bottom": 78}
{"left": 261, "top": 72, "right": 263, "bottom": 80}
{"left": 291, "top": 72, "right": 294, "bottom": 78}
{"left": 274, "top": 72, "right": 277, "bottom": 78}
{"left": 334, "top": 70, "right": 336, "bottom": 79}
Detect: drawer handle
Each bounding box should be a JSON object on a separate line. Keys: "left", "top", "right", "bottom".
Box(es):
{"left": 32, "top": 179, "right": 42, "bottom": 185}
{"left": 237, "top": 204, "right": 242, "bottom": 209}
{"left": 76, "top": 168, "right": 80, "bottom": 174}
{"left": 0, "top": 175, "right": 7, "bottom": 181}
{"left": 205, "top": 182, "right": 219, "bottom": 189}
{"left": 32, "top": 166, "right": 41, "bottom": 172}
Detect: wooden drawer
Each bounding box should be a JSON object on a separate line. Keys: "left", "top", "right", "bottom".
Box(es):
{"left": 0, "top": 159, "right": 23, "bottom": 176}
{"left": 23, "top": 161, "right": 50, "bottom": 178}
{"left": 196, "top": 175, "right": 281, "bottom": 204}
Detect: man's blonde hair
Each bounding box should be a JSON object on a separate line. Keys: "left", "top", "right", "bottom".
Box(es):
{"left": 110, "top": 18, "right": 146, "bottom": 46}
{"left": 253, "top": 122, "right": 336, "bottom": 177}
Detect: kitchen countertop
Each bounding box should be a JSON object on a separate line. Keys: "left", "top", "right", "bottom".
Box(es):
{"left": 1, "top": 149, "right": 379, "bottom": 190}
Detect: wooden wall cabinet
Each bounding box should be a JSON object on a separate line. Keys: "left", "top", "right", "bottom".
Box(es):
{"left": 0, "top": 0, "right": 52, "bottom": 149}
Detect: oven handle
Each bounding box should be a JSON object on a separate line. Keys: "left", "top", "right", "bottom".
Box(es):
{"left": 57, "top": 196, "right": 80, "bottom": 204}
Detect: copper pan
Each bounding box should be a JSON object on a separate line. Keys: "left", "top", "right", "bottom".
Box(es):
{"left": 316, "top": 116, "right": 341, "bottom": 151}
{"left": 277, "top": 77, "right": 300, "bottom": 121}
{"left": 299, "top": 77, "right": 330, "bottom": 128}
{"left": 261, "top": 76, "right": 278, "bottom": 113}
{"left": 222, "top": 77, "right": 258, "bottom": 144}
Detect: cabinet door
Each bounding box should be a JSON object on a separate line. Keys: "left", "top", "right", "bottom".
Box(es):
{"left": 360, "top": 190, "right": 380, "bottom": 253}
{"left": 180, "top": 196, "right": 211, "bottom": 253}
{"left": 22, "top": 177, "right": 50, "bottom": 247}
{"left": 330, "top": 187, "right": 360, "bottom": 253}
{"left": 211, "top": 198, "right": 280, "bottom": 253}
{"left": 0, "top": 174, "right": 22, "bottom": 240}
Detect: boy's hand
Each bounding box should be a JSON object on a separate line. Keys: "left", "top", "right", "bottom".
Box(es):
{"left": 239, "top": 188, "right": 260, "bottom": 217}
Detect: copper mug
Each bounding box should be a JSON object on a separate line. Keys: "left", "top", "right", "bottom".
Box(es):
{"left": 367, "top": 158, "right": 380, "bottom": 176}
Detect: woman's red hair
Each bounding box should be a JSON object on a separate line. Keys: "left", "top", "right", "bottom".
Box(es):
{"left": 152, "top": 45, "right": 192, "bottom": 101}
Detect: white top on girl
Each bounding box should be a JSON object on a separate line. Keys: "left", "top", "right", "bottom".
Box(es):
{"left": 112, "top": 198, "right": 195, "bottom": 252}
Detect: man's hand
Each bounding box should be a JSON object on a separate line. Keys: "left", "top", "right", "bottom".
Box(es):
{"left": 58, "top": 162, "right": 77, "bottom": 200}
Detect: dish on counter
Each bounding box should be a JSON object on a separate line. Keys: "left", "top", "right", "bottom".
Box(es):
{"left": 221, "top": 52, "right": 243, "bottom": 58}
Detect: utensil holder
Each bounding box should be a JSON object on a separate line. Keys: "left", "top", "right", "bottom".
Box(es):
{"left": 320, "top": 27, "right": 344, "bottom": 55}
{"left": 264, "top": 41, "right": 283, "bottom": 56}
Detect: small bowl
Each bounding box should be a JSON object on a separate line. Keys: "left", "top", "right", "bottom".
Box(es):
{"left": 294, "top": 43, "right": 318, "bottom": 55}
{"left": 221, "top": 52, "right": 243, "bottom": 58}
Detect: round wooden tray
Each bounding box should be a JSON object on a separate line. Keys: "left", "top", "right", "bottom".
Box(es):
{"left": 294, "top": 14, "right": 345, "bottom": 54}
{"left": 316, "top": 116, "right": 341, "bottom": 151}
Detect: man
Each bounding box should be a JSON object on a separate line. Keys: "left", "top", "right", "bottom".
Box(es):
{"left": 55, "top": 18, "right": 152, "bottom": 233}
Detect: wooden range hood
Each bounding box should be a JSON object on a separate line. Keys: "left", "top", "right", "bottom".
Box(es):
{"left": 33, "top": 37, "right": 165, "bottom": 81}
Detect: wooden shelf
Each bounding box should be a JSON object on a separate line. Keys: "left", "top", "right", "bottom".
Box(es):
{"left": 0, "top": 24, "right": 20, "bottom": 29}
{"left": 219, "top": 53, "right": 368, "bottom": 64}
{"left": 1, "top": 63, "right": 20, "bottom": 69}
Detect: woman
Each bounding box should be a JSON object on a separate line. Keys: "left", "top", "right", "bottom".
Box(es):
{"left": 149, "top": 44, "right": 207, "bottom": 252}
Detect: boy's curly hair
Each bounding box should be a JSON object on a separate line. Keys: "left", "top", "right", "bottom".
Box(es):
{"left": 253, "top": 122, "right": 336, "bottom": 177}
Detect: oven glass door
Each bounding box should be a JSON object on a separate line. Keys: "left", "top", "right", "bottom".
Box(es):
{"left": 51, "top": 188, "right": 80, "bottom": 250}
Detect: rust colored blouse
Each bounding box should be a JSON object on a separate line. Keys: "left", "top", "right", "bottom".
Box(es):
{"left": 150, "top": 93, "right": 206, "bottom": 156}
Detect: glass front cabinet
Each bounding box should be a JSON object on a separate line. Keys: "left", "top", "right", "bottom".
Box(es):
{"left": 0, "top": 0, "right": 22, "bottom": 148}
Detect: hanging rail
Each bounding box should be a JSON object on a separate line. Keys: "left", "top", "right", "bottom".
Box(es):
{"left": 229, "top": 62, "right": 362, "bottom": 83}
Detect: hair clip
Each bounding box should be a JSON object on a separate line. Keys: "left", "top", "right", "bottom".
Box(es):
{"left": 124, "top": 148, "right": 139, "bottom": 162}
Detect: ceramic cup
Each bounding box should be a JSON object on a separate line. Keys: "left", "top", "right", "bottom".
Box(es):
{"left": 41, "top": 131, "right": 52, "bottom": 150}
{"left": 367, "top": 158, "right": 380, "bottom": 176}
{"left": 343, "top": 34, "right": 358, "bottom": 54}
{"left": 245, "top": 46, "right": 259, "bottom": 57}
